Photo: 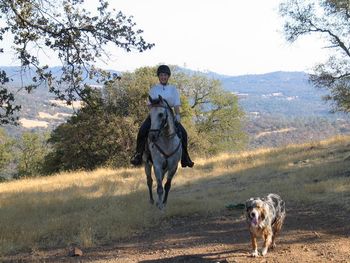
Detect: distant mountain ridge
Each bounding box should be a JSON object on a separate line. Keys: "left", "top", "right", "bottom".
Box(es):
{"left": 1, "top": 66, "right": 119, "bottom": 88}
{"left": 0, "top": 65, "right": 322, "bottom": 98}
{"left": 2, "top": 66, "right": 349, "bottom": 147}
{"left": 0, "top": 66, "right": 341, "bottom": 120}
{"left": 215, "top": 71, "right": 334, "bottom": 116}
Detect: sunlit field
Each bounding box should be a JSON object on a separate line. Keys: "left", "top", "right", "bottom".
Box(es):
{"left": 0, "top": 135, "right": 349, "bottom": 255}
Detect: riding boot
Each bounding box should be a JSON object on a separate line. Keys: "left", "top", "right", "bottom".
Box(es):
{"left": 181, "top": 145, "right": 194, "bottom": 168}
{"left": 175, "top": 122, "right": 194, "bottom": 168}
{"left": 130, "top": 116, "right": 151, "bottom": 166}
{"left": 130, "top": 137, "right": 144, "bottom": 166}
{"left": 130, "top": 151, "right": 143, "bottom": 166}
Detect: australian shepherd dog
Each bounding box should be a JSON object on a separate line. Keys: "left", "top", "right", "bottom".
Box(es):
{"left": 245, "top": 193, "right": 286, "bottom": 257}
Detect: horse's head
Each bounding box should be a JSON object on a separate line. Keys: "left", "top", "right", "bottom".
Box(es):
{"left": 148, "top": 95, "right": 174, "bottom": 142}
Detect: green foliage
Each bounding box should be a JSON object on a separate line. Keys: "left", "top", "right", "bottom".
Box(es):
{"left": 0, "top": 85, "right": 21, "bottom": 125}
{"left": 0, "top": 128, "right": 13, "bottom": 172}
{"left": 15, "top": 132, "right": 49, "bottom": 178}
{"left": 44, "top": 106, "right": 139, "bottom": 173}
{"left": 103, "top": 67, "right": 158, "bottom": 123}
{"left": 43, "top": 67, "right": 158, "bottom": 172}
{"left": 279, "top": 0, "right": 350, "bottom": 113}
{"left": 45, "top": 66, "right": 246, "bottom": 172}
{"left": 0, "top": 0, "right": 154, "bottom": 125}
{"left": 172, "top": 69, "right": 247, "bottom": 154}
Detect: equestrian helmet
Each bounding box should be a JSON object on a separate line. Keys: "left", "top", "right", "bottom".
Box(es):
{"left": 157, "top": 65, "right": 171, "bottom": 76}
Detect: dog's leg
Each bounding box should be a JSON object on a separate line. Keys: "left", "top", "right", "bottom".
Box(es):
{"left": 271, "top": 224, "right": 278, "bottom": 249}
{"left": 271, "top": 216, "right": 285, "bottom": 249}
{"left": 262, "top": 230, "right": 273, "bottom": 256}
{"left": 250, "top": 232, "right": 259, "bottom": 257}
{"left": 271, "top": 226, "right": 279, "bottom": 249}
{"left": 270, "top": 234, "right": 277, "bottom": 249}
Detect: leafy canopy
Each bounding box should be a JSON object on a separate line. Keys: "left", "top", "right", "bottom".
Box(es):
{"left": 0, "top": 0, "right": 154, "bottom": 124}
{"left": 0, "top": 128, "right": 13, "bottom": 172}
{"left": 279, "top": 0, "right": 350, "bottom": 113}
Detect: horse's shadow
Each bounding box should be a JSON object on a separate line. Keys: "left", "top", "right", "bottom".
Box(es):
{"left": 139, "top": 249, "right": 247, "bottom": 263}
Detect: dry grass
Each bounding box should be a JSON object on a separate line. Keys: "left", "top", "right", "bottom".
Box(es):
{"left": 49, "top": 99, "right": 82, "bottom": 109}
{"left": 0, "top": 135, "right": 350, "bottom": 255}
{"left": 18, "top": 118, "right": 49, "bottom": 128}
{"left": 38, "top": 112, "right": 71, "bottom": 120}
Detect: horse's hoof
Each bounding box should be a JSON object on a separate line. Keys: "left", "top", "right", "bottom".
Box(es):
{"left": 156, "top": 202, "right": 163, "bottom": 210}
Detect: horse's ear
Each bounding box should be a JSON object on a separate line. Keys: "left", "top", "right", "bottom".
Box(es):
{"left": 158, "top": 95, "right": 163, "bottom": 102}
{"left": 149, "top": 95, "right": 154, "bottom": 104}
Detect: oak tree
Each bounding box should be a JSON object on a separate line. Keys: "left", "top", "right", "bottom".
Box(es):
{"left": 280, "top": 0, "right": 350, "bottom": 113}
{"left": 0, "top": 0, "right": 153, "bottom": 124}
{"left": 44, "top": 66, "right": 247, "bottom": 172}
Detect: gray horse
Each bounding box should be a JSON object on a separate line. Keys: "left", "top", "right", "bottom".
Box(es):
{"left": 144, "top": 95, "right": 182, "bottom": 210}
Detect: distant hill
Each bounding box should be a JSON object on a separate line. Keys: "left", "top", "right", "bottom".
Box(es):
{"left": 212, "top": 71, "right": 334, "bottom": 117}
{"left": 199, "top": 70, "right": 350, "bottom": 148}
{"left": 177, "top": 68, "right": 350, "bottom": 147}
{"left": 1, "top": 66, "right": 119, "bottom": 87}
{"left": 2, "top": 66, "right": 330, "bottom": 117}
{"left": 1, "top": 66, "right": 350, "bottom": 147}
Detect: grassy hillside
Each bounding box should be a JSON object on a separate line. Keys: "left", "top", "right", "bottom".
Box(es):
{"left": 0, "top": 135, "right": 349, "bottom": 256}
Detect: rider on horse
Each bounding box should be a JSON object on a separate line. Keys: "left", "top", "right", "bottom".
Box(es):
{"left": 130, "top": 65, "right": 194, "bottom": 168}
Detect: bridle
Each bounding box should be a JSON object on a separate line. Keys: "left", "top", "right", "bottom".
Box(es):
{"left": 149, "top": 105, "right": 170, "bottom": 141}
{"left": 148, "top": 102, "right": 181, "bottom": 159}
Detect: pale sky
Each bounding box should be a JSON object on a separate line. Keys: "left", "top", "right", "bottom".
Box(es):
{"left": 2, "top": 0, "right": 331, "bottom": 76}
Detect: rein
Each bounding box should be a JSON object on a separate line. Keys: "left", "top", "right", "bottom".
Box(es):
{"left": 149, "top": 103, "right": 181, "bottom": 160}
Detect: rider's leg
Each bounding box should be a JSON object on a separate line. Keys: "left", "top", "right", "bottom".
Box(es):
{"left": 130, "top": 116, "right": 151, "bottom": 166}
{"left": 176, "top": 123, "right": 194, "bottom": 168}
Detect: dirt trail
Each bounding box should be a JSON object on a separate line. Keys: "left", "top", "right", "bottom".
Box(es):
{"left": 4, "top": 203, "right": 350, "bottom": 262}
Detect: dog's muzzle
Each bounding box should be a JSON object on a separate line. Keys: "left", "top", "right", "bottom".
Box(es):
{"left": 250, "top": 211, "right": 259, "bottom": 225}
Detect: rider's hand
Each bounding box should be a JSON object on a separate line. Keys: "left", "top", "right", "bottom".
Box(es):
{"left": 175, "top": 114, "right": 181, "bottom": 123}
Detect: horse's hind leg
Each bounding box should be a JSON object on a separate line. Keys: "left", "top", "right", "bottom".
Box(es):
{"left": 145, "top": 162, "right": 154, "bottom": 205}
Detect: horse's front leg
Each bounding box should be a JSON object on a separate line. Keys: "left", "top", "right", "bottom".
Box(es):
{"left": 163, "top": 166, "right": 177, "bottom": 206}
{"left": 163, "top": 178, "right": 171, "bottom": 206}
{"left": 153, "top": 165, "right": 164, "bottom": 210}
{"left": 144, "top": 161, "right": 154, "bottom": 205}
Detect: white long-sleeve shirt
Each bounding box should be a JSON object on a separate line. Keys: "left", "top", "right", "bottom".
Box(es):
{"left": 148, "top": 84, "right": 181, "bottom": 107}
